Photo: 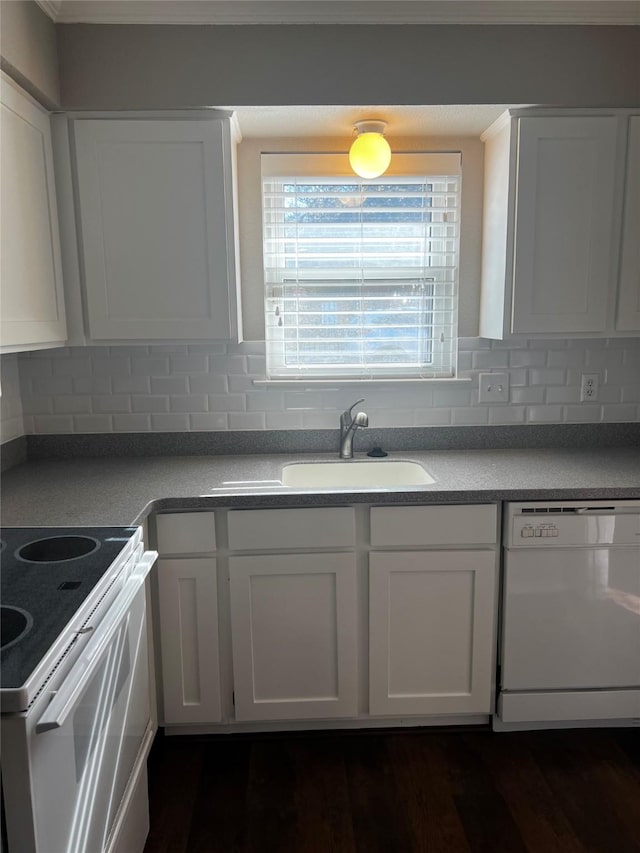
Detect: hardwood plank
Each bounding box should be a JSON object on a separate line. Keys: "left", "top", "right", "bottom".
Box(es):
{"left": 144, "top": 738, "right": 204, "bottom": 853}
{"left": 343, "top": 734, "right": 414, "bottom": 853}
{"left": 444, "top": 734, "right": 529, "bottom": 853}
{"left": 244, "top": 739, "right": 299, "bottom": 853}
{"left": 529, "top": 730, "right": 640, "bottom": 853}
{"left": 388, "top": 733, "right": 471, "bottom": 853}
{"left": 290, "top": 737, "right": 357, "bottom": 853}
{"left": 471, "top": 732, "right": 584, "bottom": 853}
{"left": 185, "top": 739, "right": 251, "bottom": 853}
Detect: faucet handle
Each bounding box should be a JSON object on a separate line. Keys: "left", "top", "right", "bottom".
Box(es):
{"left": 345, "top": 398, "right": 366, "bottom": 420}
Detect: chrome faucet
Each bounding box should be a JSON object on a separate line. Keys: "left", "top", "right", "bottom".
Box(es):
{"left": 339, "top": 399, "right": 369, "bottom": 459}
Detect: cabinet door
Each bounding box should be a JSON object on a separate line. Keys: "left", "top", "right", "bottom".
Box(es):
{"left": 616, "top": 116, "right": 640, "bottom": 331}
{"left": 511, "top": 117, "right": 617, "bottom": 334}
{"left": 0, "top": 74, "right": 67, "bottom": 349}
{"left": 157, "top": 558, "right": 221, "bottom": 723}
{"left": 230, "top": 553, "right": 358, "bottom": 721}
{"left": 73, "top": 118, "right": 237, "bottom": 341}
{"left": 369, "top": 550, "right": 496, "bottom": 716}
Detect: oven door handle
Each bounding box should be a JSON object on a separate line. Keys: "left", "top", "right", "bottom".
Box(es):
{"left": 35, "top": 550, "right": 157, "bottom": 734}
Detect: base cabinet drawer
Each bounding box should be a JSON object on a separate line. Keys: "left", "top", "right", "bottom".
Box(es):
{"left": 155, "top": 512, "right": 216, "bottom": 555}
{"left": 157, "top": 558, "right": 221, "bottom": 724}
{"left": 229, "top": 553, "right": 358, "bottom": 721}
{"left": 227, "top": 507, "right": 355, "bottom": 551}
{"left": 371, "top": 504, "right": 497, "bottom": 547}
{"left": 369, "top": 550, "right": 497, "bottom": 716}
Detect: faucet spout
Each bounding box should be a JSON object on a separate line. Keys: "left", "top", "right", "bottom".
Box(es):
{"left": 339, "top": 400, "right": 368, "bottom": 459}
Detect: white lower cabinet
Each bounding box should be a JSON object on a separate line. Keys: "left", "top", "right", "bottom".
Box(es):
{"left": 229, "top": 553, "right": 358, "bottom": 721}
{"left": 157, "top": 557, "right": 221, "bottom": 724}
{"left": 369, "top": 550, "right": 497, "bottom": 716}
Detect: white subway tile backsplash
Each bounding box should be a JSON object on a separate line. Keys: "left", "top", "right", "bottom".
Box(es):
{"left": 74, "top": 377, "right": 113, "bottom": 395}
{"left": 132, "top": 357, "right": 170, "bottom": 376}
{"left": 131, "top": 395, "right": 170, "bottom": 413}
{"left": 113, "top": 414, "right": 151, "bottom": 431}
{"left": 54, "top": 396, "right": 92, "bottom": 414}
{"left": 526, "top": 405, "right": 563, "bottom": 423}
{"left": 93, "top": 395, "right": 131, "bottom": 413}
{"left": 151, "top": 413, "right": 190, "bottom": 431}
{"left": 151, "top": 376, "right": 189, "bottom": 395}
{"left": 489, "top": 406, "right": 526, "bottom": 424}
{"left": 170, "top": 355, "right": 208, "bottom": 374}
{"left": 209, "top": 393, "right": 246, "bottom": 412}
{"left": 190, "top": 412, "right": 228, "bottom": 430}
{"left": 170, "top": 395, "right": 208, "bottom": 413}
{"left": 112, "top": 376, "right": 151, "bottom": 394}
{"left": 529, "top": 368, "right": 566, "bottom": 386}
{"left": 189, "top": 374, "right": 228, "bottom": 394}
{"left": 228, "top": 412, "right": 267, "bottom": 430}
{"left": 12, "top": 338, "right": 640, "bottom": 435}
{"left": 33, "top": 415, "right": 74, "bottom": 433}
{"left": 73, "top": 414, "right": 113, "bottom": 433}
{"left": 53, "top": 358, "right": 92, "bottom": 378}
{"left": 452, "top": 407, "right": 489, "bottom": 425}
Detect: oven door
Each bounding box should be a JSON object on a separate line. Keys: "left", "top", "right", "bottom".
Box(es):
{"left": 27, "top": 551, "right": 156, "bottom": 853}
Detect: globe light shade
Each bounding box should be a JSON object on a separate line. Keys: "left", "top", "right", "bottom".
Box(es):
{"left": 349, "top": 121, "right": 392, "bottom": 179}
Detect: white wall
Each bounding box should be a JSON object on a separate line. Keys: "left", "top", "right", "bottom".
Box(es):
{"left": 1, "top": 355, "right": 25, "bottom": 443}
{"left": 0, "top": 0, "right": 60, "bottom": 107}
{"left": 16, "top": 338, "right": 640, "bottom": 434}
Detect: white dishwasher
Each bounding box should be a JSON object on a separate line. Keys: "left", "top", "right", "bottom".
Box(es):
{"left": 497, "top": 499, "right": 640, "bottom": 729}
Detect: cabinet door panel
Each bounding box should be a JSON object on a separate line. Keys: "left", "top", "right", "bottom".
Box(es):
{"left": 369, "top": 551, "right": 496, "bottom": 716}
{"left": 74, "top": 119, "right": 235, "bottom": 340}
{"left": 230, "top": 553, "right": 357, "bottom": 721}
{"left": 157, "top": 558, "right": 221, "bottom": 724}
{"left": 1, "top": 74, "right": 66, "bottom": 348}
{"left": 512, "top": 117, "right": 617, "bottom": 334}
{"left": 616, "top": 116, "right": 640, "bottom": 331}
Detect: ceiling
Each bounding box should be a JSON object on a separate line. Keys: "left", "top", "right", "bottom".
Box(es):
{"left": 36, "top": 0, "right": 640, "bottom": 25}
{"left": 230, "top": 104, "right": 516, "bottom": 138}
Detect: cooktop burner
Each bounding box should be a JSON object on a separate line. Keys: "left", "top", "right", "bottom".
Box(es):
{"left": 1, "top": 527, "right": 138, "bottom": 698}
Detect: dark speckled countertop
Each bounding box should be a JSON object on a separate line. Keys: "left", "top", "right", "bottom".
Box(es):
{"left": 1, "top": 447, "right": 640, "bottom": 527}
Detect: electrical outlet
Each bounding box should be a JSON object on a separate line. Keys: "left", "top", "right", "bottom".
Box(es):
{"left": 580, "top": 373, "right": 599, "bottom": 402}
{"left": 478, "top": 372, "right": 510, "bottom": 404}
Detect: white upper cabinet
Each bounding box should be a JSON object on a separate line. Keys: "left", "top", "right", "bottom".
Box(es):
{"left": 616, "top": 116, "right": 640, "bottom": 331}
{"left": 480, "top": 110, "right": 639, "bottom": 338}
{"left": 1, "top": 73, "right": 67, "bottom": 352}
{"left": 72, "top": 115, "right": 241, "bottom": 342}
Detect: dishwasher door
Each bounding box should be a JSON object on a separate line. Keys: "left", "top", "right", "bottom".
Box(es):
{"left": 502, "top": 545, "right": 640, "bottom": 691}
{"left": 498, "top": 500, "right": 640, "bottom": 725}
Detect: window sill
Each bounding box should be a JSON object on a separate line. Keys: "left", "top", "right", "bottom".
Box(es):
{"left": 253, "top": 377, "right": 472, "bottom": 387}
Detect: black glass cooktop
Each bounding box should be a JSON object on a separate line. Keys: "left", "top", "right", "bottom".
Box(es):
{"left": 1, "top": 527, "right": 138, "bottom": 697}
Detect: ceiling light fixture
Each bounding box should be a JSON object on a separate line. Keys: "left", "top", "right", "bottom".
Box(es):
{"left": 348, "top": 120, "right": 392, "bottom": 179}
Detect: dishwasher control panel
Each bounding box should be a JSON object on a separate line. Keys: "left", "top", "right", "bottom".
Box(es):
{"left": 506, "top": 500, "right": 640, "bottom": 548}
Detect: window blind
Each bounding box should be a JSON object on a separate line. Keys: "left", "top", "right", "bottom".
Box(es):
{"left": 262, "top": 153, "right": 461, "bottom": 379}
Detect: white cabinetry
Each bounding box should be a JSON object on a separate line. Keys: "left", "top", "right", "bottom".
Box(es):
{"left": 155, "top": 513, "right": 221, "bottom": 724}
{"left": 369, "top": 505, "right": 498, "bottom": 716}
{"left": 480, "top": 110, "right": 639, "bottom": 338}
{"left": 230, "top": 553, "right": 358, "bottom": 721}
{"left": 616, "top": 116, "right": 640, "bottom": 330}
{"left": 227, "top": 507, "right": 358, "bottom": 722}
{"left": 70, "top": 114, "right": 241, "bottom": 342}
{"left": 1, "top": 72, "right": 67, "bottom": 352}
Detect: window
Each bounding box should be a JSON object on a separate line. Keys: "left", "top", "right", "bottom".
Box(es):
{"left": 262, "top": 152, "right": 461, "bottom": 380}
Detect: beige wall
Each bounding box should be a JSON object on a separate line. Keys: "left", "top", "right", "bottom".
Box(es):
{"left": 0, "top": 0, "right": 59, "bottom": 106}
{"left": 57, "top": 24, "right": 640, "bottom": 110}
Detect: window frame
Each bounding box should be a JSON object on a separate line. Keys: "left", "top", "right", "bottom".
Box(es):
{"left": 261, "top": 151, "right": 462, "bottom": 381}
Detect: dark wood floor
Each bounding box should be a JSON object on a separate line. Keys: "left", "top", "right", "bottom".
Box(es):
{"left": 144, "top": 727, "right": 640, "bottom": 853}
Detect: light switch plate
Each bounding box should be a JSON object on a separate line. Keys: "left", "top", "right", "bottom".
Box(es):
{"left": 478, "top": 372, "right": 510, "bottom": 404}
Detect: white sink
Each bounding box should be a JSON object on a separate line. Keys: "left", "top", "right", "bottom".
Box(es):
{"left": 281, "top": 460, "right": 435, "bottom": 489}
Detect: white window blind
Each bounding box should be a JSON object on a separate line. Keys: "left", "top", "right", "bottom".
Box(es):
{"left": 262, "top": 152, "right": 461, "bottom": 380}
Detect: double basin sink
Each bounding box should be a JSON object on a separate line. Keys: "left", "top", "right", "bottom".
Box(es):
{"left": 280, "top": 459, "right": 434, "bottom": 489}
